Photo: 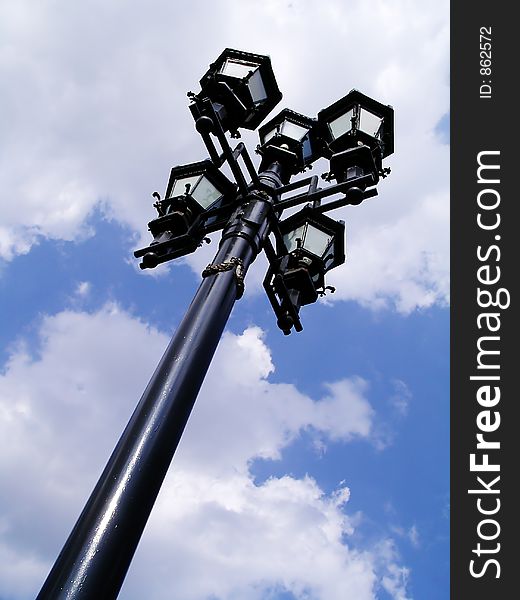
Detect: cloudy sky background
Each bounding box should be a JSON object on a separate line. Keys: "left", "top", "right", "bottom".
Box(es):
{"left": 0, "top": 1, "right": 449, "bottom": 599}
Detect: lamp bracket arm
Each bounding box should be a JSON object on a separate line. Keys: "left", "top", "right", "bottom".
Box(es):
{"left": 275, "top": 174, "right": 377, "bottom": 213}
{"left": 273, "top": 174, "right": 320, "bottom": 197}
{"left": 133, "top": 211, "right": 205, "bottom": 258}
{"left": 198, "top": 130, "right": 223, "bottom": 166}
{"left": 230, "top": 142, "right": 261, "bottom": 187}
{"left": 313, "top": 188, "right": 378, "bottom": 215}
{"left": 195, "top": 97, "right": 250, "bottom": 197}
{"left": 262, "top": 268, "right": 303, "bottom": 335}
{"left": 264, "top": 211, "right": 288, "bottom": 257}
{"left": 262, "top": 234, "right": 281, "bottom": 268}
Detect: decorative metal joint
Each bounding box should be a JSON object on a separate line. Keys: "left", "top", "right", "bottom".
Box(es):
{"left": 202, "top": 257, "right": 245, "bottom": 299}
{"left": 317, "top": 285, "right": 336, "bottom": 297}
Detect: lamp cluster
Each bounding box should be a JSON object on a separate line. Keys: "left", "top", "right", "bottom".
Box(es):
{"left": 135, "top": 48, "right": 394, "bottom": 334}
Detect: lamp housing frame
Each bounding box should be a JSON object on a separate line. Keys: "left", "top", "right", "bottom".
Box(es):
{"left": 277, "top": 204, "right": 346, "bottom": 281}
{"left": 195, "top": 48, "right": 282, "bottom": 133}
{"left": 134, "top": 160, "right": 237, "bottom": 269}
{"left": 258, "top": 109, "right": 318, "bottom": 173}
{"left": 159, "top": 159, "right": 237, "bottom": 214}
{"left": 318, "top": 89, "right": 394, "bottom": 162}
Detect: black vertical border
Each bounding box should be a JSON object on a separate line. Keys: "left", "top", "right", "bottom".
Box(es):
{"left": 451, "top": 2, "right": 517, "bottom": 598}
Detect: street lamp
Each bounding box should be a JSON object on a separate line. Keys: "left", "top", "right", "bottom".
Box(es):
{"left": 258, "top": 109, "right": 318, "bottom": 177}
{"left": 281, "top": 206, "right": 345, "bottom": 279}
{"left": 264, "top": 206, "right": 345, "bottom": 334}
{"left": 135, "top": 160, "right": 237, "bottom": 269}
{"left": 318, "top": 89, "right": 394, "bottom": 160}
{"left": 190, "top": 48, "right": 282, "bottom": 136}
{"left": 164, "top": 160, "right": 236, "bottom": 213}
{"left": 318, "top": 89, "right": 394, "bottom": 204}
{"left": 37, "top": 49, "right": 394, "bottom": 600}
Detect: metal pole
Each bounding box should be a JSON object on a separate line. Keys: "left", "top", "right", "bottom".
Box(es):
{"left": 36, "top": 162, "right": 284, "bottom": 600}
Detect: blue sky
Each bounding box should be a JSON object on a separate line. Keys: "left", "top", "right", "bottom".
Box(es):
{"left": 0, "top": 2, "right": 449, "bottom": 599}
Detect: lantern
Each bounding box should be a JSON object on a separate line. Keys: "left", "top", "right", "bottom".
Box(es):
{"left": 192, "top": 48, "right": 282, "bottom": 134}
{"left": 258, "top": 109, "right": 318, "bottom": 174}
{"left": 135, "top": 160, "right": 236, "bottom": 269}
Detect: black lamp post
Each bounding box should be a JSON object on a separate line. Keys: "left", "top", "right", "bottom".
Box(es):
{"left": 37, "top": 50, "right": 394, "bottom": 600}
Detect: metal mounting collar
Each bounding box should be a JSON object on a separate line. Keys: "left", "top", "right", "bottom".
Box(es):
{"left": 202, "top": 257, "right": 245, "bottom": 299}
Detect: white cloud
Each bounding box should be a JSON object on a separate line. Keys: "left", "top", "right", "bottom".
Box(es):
{"left": 389, "top": 524, "right": 420, "bottom": 549}
{"left": 327, "top": 187, "right": 449, "bottom": 313}
{"left": 0, "top": 306, "right": 409, "bottom": 599}
{"left": 389, "top": 379, "right": 412, "bottom": 417}
{"left": 381, "top": 563, "right": 411, "bottom": 600}
{"left": 375, "top": 540, "right": 412, "bottom": 600}
{"left": 408, "top": 525, "right": 420, "bottom": 548}
{"left": 74, "top": 281, "right": 91, "bottom": 297}
{"left": 124, "top": 473, "right": 379, "bottom": 600}
{"left": 181, "top": 328, "right": 376, "bottom": 473}
{"left": 0, "top": 0, "right": 448, "bottom": 312}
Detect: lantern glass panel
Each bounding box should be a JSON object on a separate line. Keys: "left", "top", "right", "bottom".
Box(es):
{"left": 262, "top": 121, "right": 308, "bottom": 144}
{"left": 247, "top": 69, "right": 268, "bottom": 104}
{"left": 323, "top": 245, "right": 336, "bottom": 270}
{"left": 329, "top": 108, "right": 354, "bottom": 140}
{"left": 190, "top": 175, "right": 223, "bottom": 209}
{"left": 284, "top": 223, "right": 335, "bottom": 260}
{"left": 280, "top": 121, "right": 309, "bottom": 141}
{"left": 301, "top": 136, "right": 313, "bottom": 162}
{"left": 283, "top": 225, "right": 306, "bottom": 253}
{"left": 263, "top": 126, "right": 278, "bottom": 143}
{"left": 303, "top": 224, "right": 334, "bottom": 259}
{"left": 169, "top": 175, "right": 200, "bottom": 198}
{"left": 219, "top": 59, "right": 257, "bottom": 79}
{"left": 359, "top": 107, "right": 383, "bottom": 138}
